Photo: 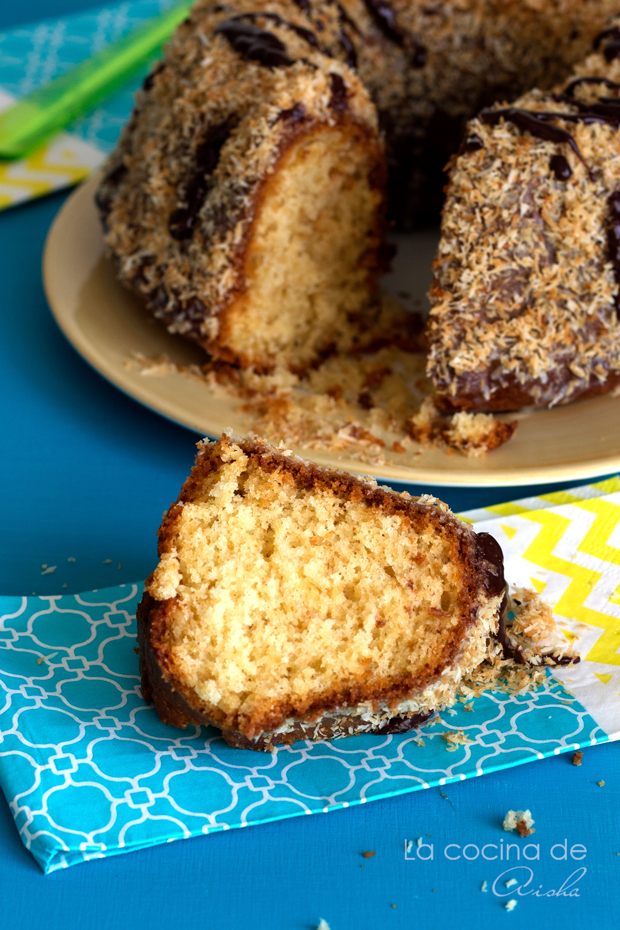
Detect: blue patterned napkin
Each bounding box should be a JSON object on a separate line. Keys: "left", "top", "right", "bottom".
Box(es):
{"left": 0, "top": 583, "right": 605, "bottom": 874}
{"left": 3, "top": 476, "right": 620, "bottom": 873}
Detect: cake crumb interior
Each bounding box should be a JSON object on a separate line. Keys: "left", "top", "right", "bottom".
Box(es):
{"left": 157, "top": 447, "right": 469, "bottom": 723}
{"left": 223, "top": 126, "right": 383, "bottom": 370}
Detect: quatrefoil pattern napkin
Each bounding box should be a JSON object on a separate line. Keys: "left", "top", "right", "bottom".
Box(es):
{"left": 0, "top": 479, "right": 619, "bottom": 872}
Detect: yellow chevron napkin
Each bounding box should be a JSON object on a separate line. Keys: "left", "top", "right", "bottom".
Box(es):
{"left": 465, "top": 476, "right": 620, "bottom": 736}
{"left": 0, "top": 90, "right": 104, "bottom": 210}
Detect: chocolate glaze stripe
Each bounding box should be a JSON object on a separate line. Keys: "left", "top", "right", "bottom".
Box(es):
{"left": 550, "top": 153, "right": 572, "bottom": 181}
{"left": 215, "top": 20, "right": 293, "bottom": 68}
{"left": 168, "top": 118, "right": 237, "bottom": 241}
{"left": 273, "top": 102, "right": 308, "bottom": 125}
{"left": 608, "top": 190, "right": 620, "bottom": 318}
{"left": 142, "top": 61, "right": 166, "bottom": 92}
{"left": 564, "top": 76, "right": 620, "bottom": 98}
{"left": 361, "top": 0, "right": 426, "bottom": 67}
{"left": 475, "top": 532, "right": 505, "bottom": 597}
{"left": 335, "top": 1, "right": 361, "bottom": 36}
{"left": 328, "top": 72, "right": 348, "bottom": 111}
{"left": 323, "top": 0, "right": 361, "bottom": 69}
{"left": 460, "top": 133, "right": 484, "bottom": 154}
{"left": 554, "top": 94, "right": 620, "bottom": 123}
{"left": 479, "top": 107, "right": 594, "bottom": 181}
{"left": 374, "top": 710, "right": 432, "bottom": 735}
{"left": 94, "top": 161, "right": 127, "bottom": 221}
{"left": 230, "top": 11, "right": 319, "bottom": 49}
{"left": 593, "top": 24, "right": 620, "bottom": 62}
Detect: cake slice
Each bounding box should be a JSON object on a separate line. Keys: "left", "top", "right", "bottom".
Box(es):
{"left": 137, "top": 434, "right": 506, "bottom": 750}
{"left": 97, "top": 2, "right": 387, "bottom": 374}
{"left": 427, "top": 18, "right": 620, "bottom": 412}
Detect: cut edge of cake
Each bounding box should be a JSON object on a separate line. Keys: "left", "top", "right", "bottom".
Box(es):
{"left": 137, "top": 433, "right": 506, "bottom": 750}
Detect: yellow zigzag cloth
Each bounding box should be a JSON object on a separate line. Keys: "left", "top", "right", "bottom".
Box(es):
{"left": 0, "top": 91, "right": 103, "bottom": 210}
{"left": 467, "top": 477, "right": 620, "bottom": 735}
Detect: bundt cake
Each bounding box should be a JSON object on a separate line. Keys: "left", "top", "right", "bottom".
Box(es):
{"left": 97, "top": 0, "right": 620, "bottom": 378}
{"left": 428, "top": 18, "right": 620, "bottom": 412}
{"left": 137, "top": 434, "right": 506, "bottom": 750}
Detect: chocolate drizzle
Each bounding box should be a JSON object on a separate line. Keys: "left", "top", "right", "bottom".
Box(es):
{"left": 564, "top": 76, "right": 620, "bottom": 98}
{"left": 337, "top": 29, "right": 357, "bottom": 68}
{"left": 475, "top": 532, "right": 505, "bottom": 598}
{"left": 215, "top": 20, "right": 293, "bottom": 68}
{"left": 274, "top": 102, "right": 307, "bottom": 125}
{"left": 334, "top": 2, "right": 360, "bottom": 69}
{"left": 168, "top": 119, "right": 236, "bottom": 241}
{"left": 230, "top": 11, "right": 319, "bottom": 50}
{"left": 479, "top": 107, "right": 595, "bottom": 181}
{"left": 361, "top": 0, "right": 426, "bottom": 67}
{"left": 329, "top": 72, "right": 348, "bottom": 111}
{"left": 607, "top": 190, "right": 620, "bottom": 318}
{"left": 460, "top": 133, "right": 484, "bottom": 154}
{"left": 142, "top": 61, "right": 165, "bottom": 92}
{"left": 550, "top": 153, "right": 572, "bottom": 181}
{"left": 94, "top": 161, "right": 127, "bottom": 221}
{"left": 496, "top": 592, "right": 513, "bottom": 659}
{"left": 373, "top": 710, "right": 432, "bottom": 735}
{"left": 594, "top": 25, "right": 620, "bottom": 62}
{"left": 480, "top": 76, "right": 620, "bottom": 184}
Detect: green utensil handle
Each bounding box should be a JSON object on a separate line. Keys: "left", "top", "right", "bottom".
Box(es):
{"left": 0, "top": 0, "right": 192, "bottom": 159}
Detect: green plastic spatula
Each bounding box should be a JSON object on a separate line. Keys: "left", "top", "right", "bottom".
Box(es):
{"left": 0, "top": 0, "right": 192, "bottom": 159}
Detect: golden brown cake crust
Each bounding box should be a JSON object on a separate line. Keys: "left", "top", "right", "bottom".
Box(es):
{"left": 137, "top": 436, "right": 505, "bottom": 745}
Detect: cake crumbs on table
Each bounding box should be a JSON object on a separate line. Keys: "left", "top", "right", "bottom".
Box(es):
{"left": 481, "top": 881, "right": 488, "bottom": 892}
{"left": 598, "top": 780, "right": 606, "bottom": 787}
{"left": 441, "top": 729, "right": 473, "bottom": 751}
{"left": 362, "top": 850, "right": 376, "bottom": 858}
{"left": 572, "top": 751, "right": 583, "bottom": 766}
{"left": 503, "top": 810, "right": 535, "bottom": 837}
{"left": 505, "top": 900, "right": 517, "bottom": 912}
{"left": 440, "top": 791, "right": 455, "bottom": 811}
{"left": 36, "top": 652, "right": 57, "bottom": 666}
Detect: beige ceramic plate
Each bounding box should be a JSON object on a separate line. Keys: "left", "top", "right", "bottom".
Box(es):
{"left": 43, "top": 173, "right": 620, "bottom": 487}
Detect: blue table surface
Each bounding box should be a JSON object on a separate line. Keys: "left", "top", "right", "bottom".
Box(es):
{"left": 1, "top": 3, "right": 618, "bottom": 927}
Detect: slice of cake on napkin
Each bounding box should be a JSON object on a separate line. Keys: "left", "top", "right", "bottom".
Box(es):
{"left": 137, "top": 434, "right": 506, "bottom": 750}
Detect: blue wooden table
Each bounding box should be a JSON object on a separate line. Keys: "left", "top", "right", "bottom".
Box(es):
{"left": 1, "top": 3, "right": 618, "bottom": 927}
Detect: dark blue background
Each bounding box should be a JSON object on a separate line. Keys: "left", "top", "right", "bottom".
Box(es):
{"left": 1, "top": 4, "right": 618, "bottom": 927}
